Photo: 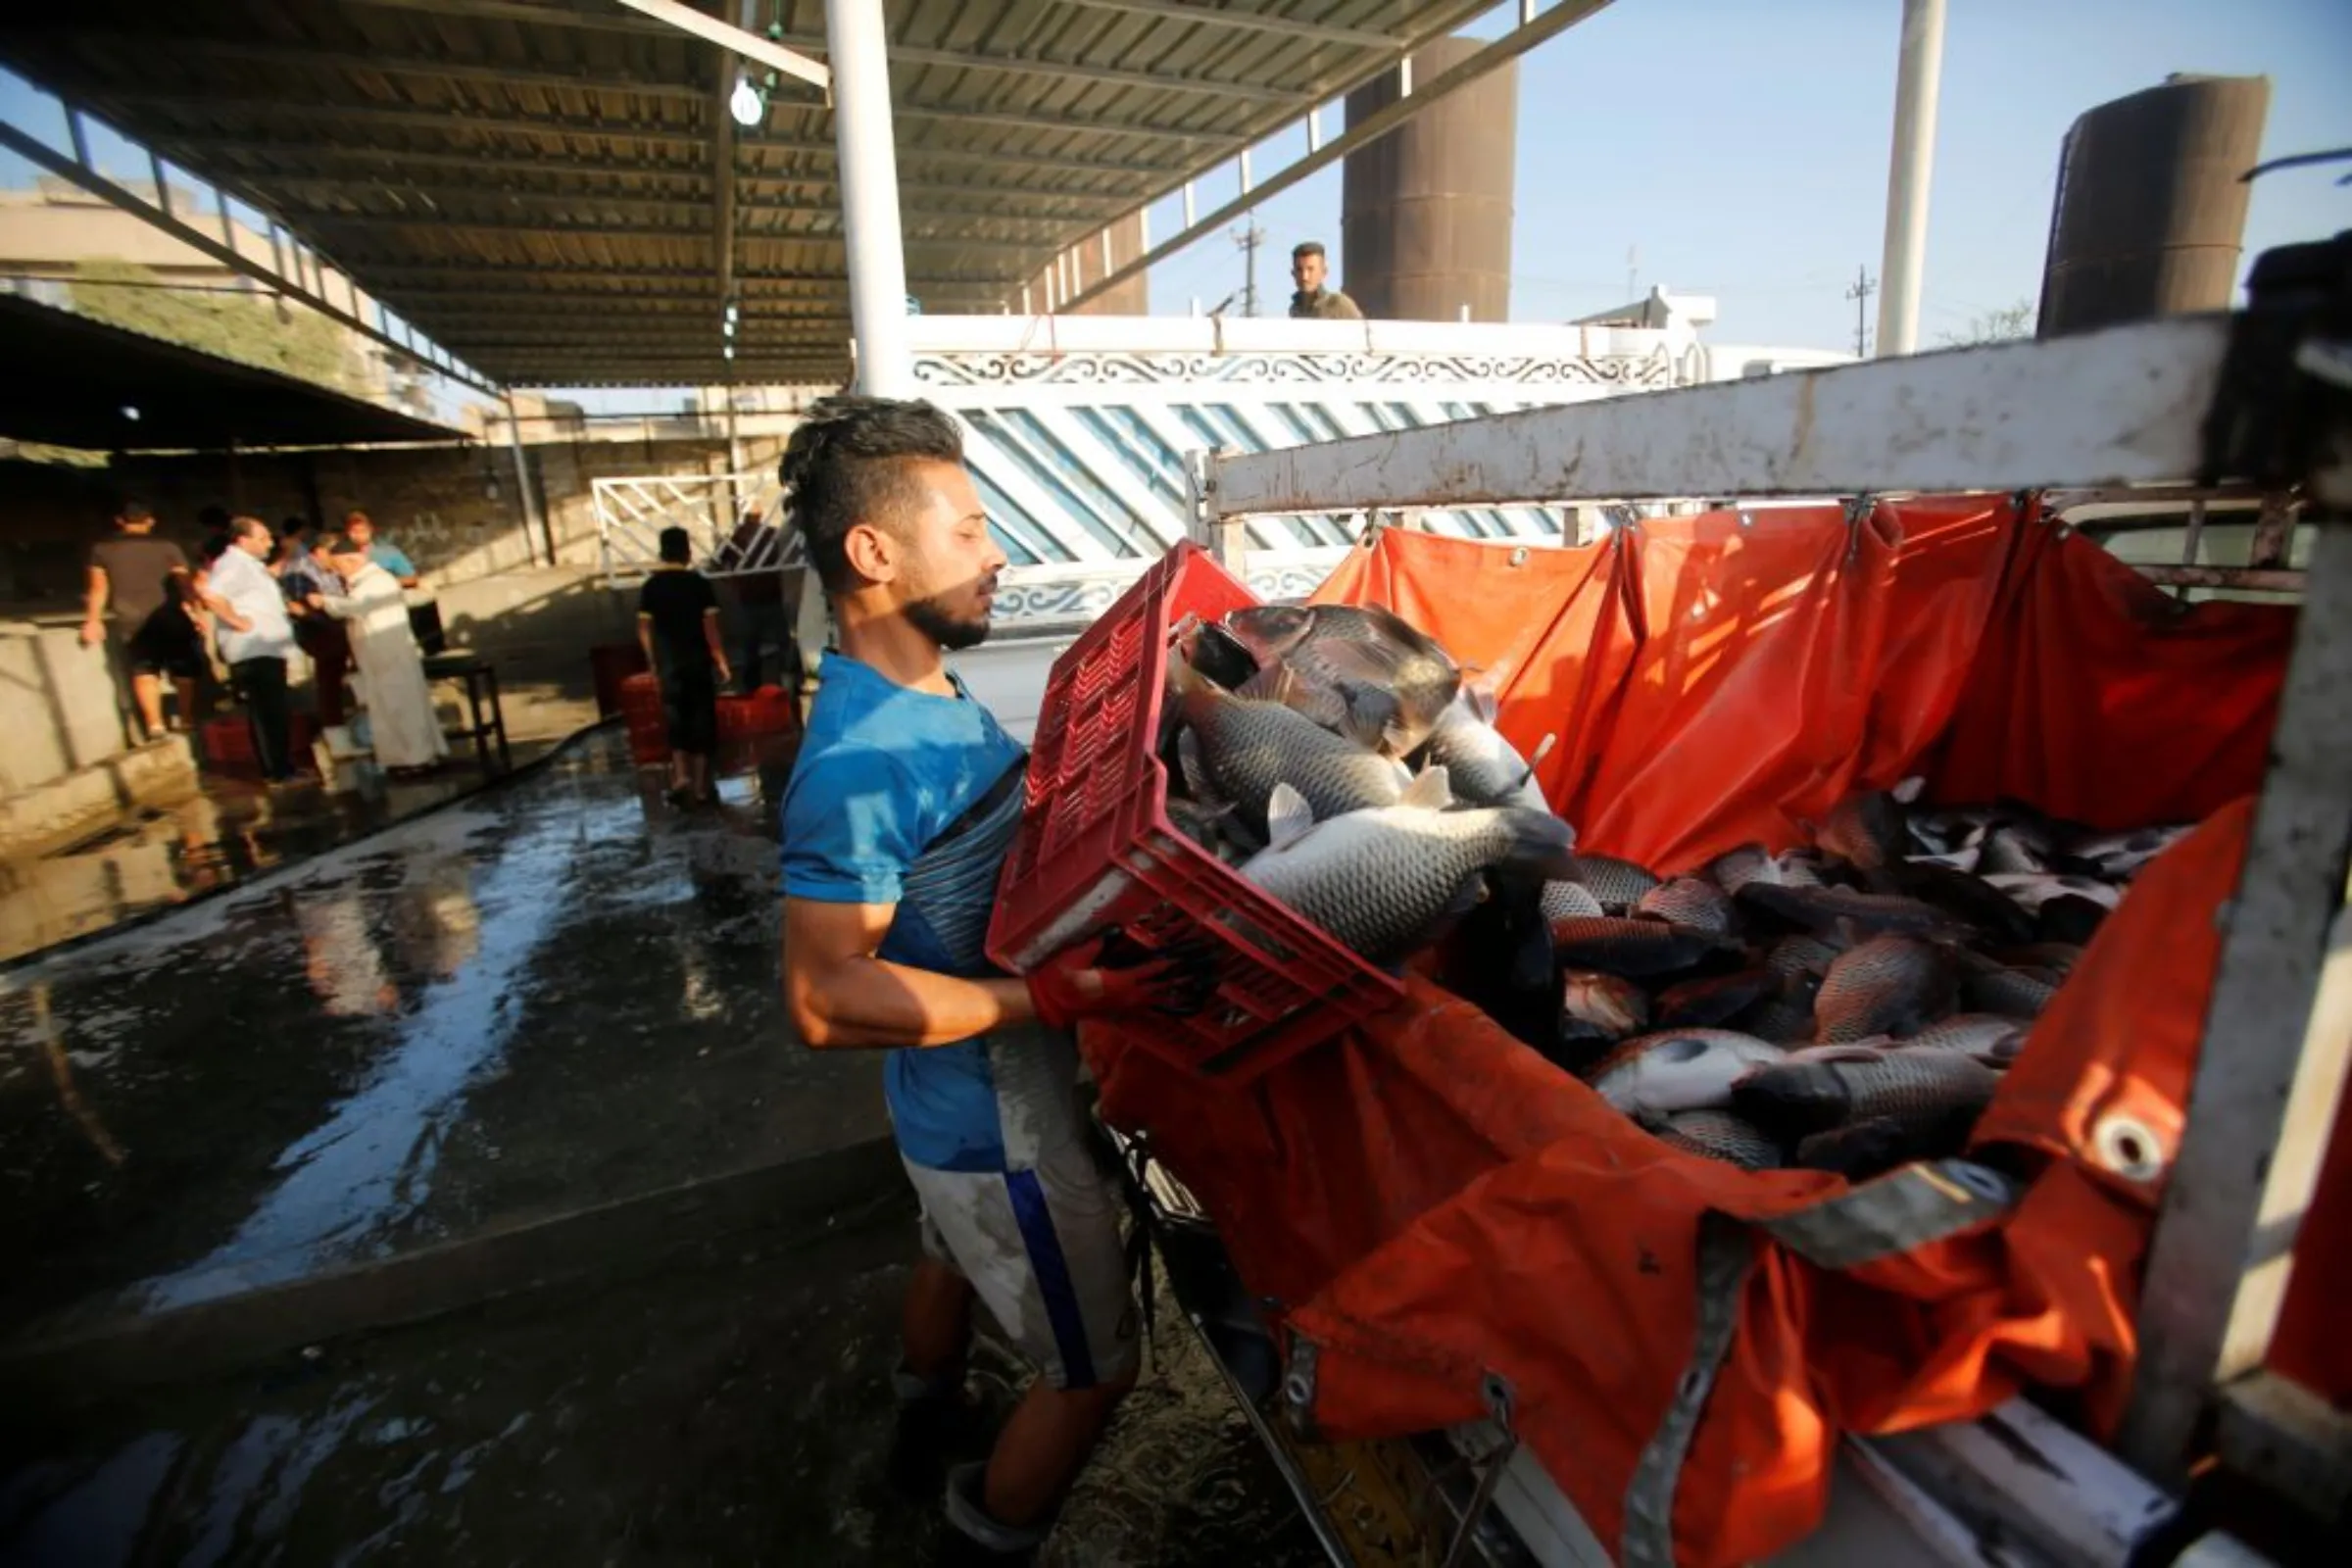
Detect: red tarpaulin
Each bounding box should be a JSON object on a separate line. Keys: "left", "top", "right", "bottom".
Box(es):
{"left": 1084, "top": 501, "right": 2301, "bottom": 1564}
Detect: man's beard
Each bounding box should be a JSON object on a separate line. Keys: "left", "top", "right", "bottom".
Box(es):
{"left": 906, "top": 590, "right": 993, "bottom": 652}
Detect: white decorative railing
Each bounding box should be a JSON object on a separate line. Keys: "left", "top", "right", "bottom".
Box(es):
{"left": 592, "top": 471, "right": 798, "bottom": 585}
{"left": 592, "top": 313, "right": 1823, "bottom": 629}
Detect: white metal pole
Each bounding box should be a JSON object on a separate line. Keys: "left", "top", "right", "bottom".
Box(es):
{"left": 1875, "top": 0, "right": 1946, "bottom": 357}
{"left": 503, "top": 391, "right": 548, "bottom": 566}
{"left": 823, "top": 0, "right": 912, "bottom": 396}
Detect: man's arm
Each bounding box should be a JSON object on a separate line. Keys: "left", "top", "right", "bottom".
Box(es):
{"left": 636, "top": 611, "right": 658, "bottom": 668}
{"left": 199, "top": 584, "right": 252, "bottom": 634}
{"left": 80, "top": 565, "right": 109, "bottom": 646}
{"left": 784, "top": 897, "right": 1035, "bottom": 1049}
{"left": 702, "top": 606, "right": 732, "bottom": 686}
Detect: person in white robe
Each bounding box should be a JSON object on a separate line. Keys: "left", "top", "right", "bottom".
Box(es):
{"left": 312, "top": 547, "right": 449, "bottom": 772}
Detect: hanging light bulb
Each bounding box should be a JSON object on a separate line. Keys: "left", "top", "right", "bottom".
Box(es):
{"left": 728, "top": 69, "right": 763, "bottom": 127}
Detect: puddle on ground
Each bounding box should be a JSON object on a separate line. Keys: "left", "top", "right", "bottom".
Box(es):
{"left": 1, "top": 730, "right": 871, "bottom": 1337}
{"left": 0, "top": 1217, "right": 1321, "bottom": 1567}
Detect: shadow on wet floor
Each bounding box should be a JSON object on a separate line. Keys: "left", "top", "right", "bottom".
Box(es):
{"left": 0, "top": 727, "right": 854, "bottom": 1337}
{"left": 0, "top": 730, "right": 599, "bottom": 969}
{"left": 0, "top": 1202, "right": 1321, "bottom": 1568}
{"left": 0, "top": 725, "right": 1321, "bottom": 1566}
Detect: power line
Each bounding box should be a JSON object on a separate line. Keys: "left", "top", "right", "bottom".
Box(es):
{"left": 1843, "top": 265, "right": 1878, "bottom": 357}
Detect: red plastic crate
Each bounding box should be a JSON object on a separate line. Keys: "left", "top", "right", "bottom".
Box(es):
{"left": 624, "top": 676, "right": 799, "bottom": 766}
{"left": 715, "top": 685, "right": 802, "bottom": 743}
{"left": 618, "top": 672, "right": 667, "bottom": 765}
{"left": 200, "top": 712, "right": 318, "bottom": 776}
{"left": 986, "top": 542, "right": 1405, "bottom": 1084}
{"left": 589, "top": 641, "right": 650, "bottom": 717}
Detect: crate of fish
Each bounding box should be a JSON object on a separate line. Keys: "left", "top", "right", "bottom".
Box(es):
{"left": 988, "top": 541, "right": 1578, "bottom": 1082}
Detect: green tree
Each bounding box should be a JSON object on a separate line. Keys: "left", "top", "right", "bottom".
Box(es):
{"left": 67, "top": 258, "right": 363, "bottom": 394}
{"left": 1939, "top": 298, "right": 2037, "bottom": 347}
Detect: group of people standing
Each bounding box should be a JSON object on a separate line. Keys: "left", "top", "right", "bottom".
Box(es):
{"left": 82, "top": 502, "right": 447, "bottom": 784}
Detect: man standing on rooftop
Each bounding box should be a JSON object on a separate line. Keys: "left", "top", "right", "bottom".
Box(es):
{"left": 1287, "top": 240, "right": 1363, "bottom": 319}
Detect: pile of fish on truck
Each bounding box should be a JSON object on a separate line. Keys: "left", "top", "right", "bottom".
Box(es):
{"left": 1162, "top": 605, "right": 2194, "bottom": 1182}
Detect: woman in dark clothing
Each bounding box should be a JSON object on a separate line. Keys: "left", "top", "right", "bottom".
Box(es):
{"left": 636, "top": 526, "right": 732, "bottom": 806}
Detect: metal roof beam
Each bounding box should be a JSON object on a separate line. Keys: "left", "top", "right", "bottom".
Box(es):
{"left": 354, "top": 262, "right": 1004, "bottom": 288}
{"left": 333, "top": 1, "right": 1315, "bottom": 102}
{"left": 871, "top": 42, "right": 1305, "bottom": 105}
{"left": 267, "top": 184, "right": 1114, "bottom": 230}
{"left": 710, "top": 7, "right": 740, "bottom": 324}
{"left": 83, "top": 34, "right": 1239, "bottom": 145}
{"left": 105, "top": 92, "right": 711, "bottom": 148}
{"left": 53, "top": 34, "right": 712, "bottom": 100}
{"left": 290, "top": 211, "right": 1058, "bottom": 255}
{"left": 613, "top": 0, "right": 830, "bottom": 93}
{"left": 418, "top": 310, "right": 853, "bottom": 330}
{"left": 164, "top": 145, "right": 1132, "bottom": 211}
{"left": 98, "top": 14, "right": 1300, "bottom": 103}
{"left": 0, "top": 117, "right": 500, "bottom": 397}
{"left": 112, "top": 96, "right": 1185, "bottom": 176}
{"left": 341, "top": 0, "right": 672, "bottom": 36}
{"left": 1047, "top": 0, "right": 1402, "bottom": 49}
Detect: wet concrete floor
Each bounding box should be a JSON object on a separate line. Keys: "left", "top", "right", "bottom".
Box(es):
{"left": 0, "top": 727, "right": 1318, "bottom": 1566}
{"left": 0, "top": 734, "right": 573, "bottom": 968}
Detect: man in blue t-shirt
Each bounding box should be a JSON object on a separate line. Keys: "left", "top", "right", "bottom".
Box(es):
{"left": 342, "top": 511, "right": 419, "bottom": 588}
{"left": 778, "top": 397, "right": 1177, "bottom": 1554}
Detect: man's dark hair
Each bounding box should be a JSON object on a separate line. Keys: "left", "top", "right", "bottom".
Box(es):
{"left": 115, "top": 498, "right": 153, "bottom": 525}
{"left": 778, "top": 396, "right": 964, "bottom": 594}
{"left": 1292, "top": 241, "right": 1327, "bottom": 261}
{"left": 658, "top": 525, "right": 692, "bottom": 564}
{"left": 280, "top": 516, "right": 310, "bottom": 540}
{"left": 231, "top": 514, "right": 272, "bottom": 545}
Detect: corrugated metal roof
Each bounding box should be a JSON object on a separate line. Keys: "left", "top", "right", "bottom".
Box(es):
{"left": 0, "top": 292, "right": 460, "bottom": 449}
{"left": 0, "top": 2, "right": 1497, "bottom": 386}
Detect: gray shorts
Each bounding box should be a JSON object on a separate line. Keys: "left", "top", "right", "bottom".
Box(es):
{"left": 904, "top": 1136, "right": 1140, "bottom": 1392}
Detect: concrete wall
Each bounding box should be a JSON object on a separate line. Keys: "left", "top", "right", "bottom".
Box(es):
{"left": 430, "top": 566, "right": 636, "bottom": 696}
{"left": 1, "top": 430, "right": 778, "bottom": 611}
{"left": 0, "top": 615, "right": 132, "bottom": 793}
{"left": 2, "top": 429, "right": 780, "bottom": 833}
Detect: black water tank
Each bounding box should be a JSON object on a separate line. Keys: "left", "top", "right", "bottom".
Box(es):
{"left": 1340, "top": 37, "right": 1518, "bottom": 322}
{"left": 2037, "top": 74, "right": 2271, "bottom": 337}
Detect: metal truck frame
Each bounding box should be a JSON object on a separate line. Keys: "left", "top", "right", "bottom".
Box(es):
{"left": 1149, "top": 261, "right": 2351, "bottom": 1564}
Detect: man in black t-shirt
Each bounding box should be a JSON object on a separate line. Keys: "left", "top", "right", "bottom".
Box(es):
{"left": 637, "top": 526, "right": 732, "bottom": 806}
{"left": 81, "top": 499, "right": 200, "bottom": 739}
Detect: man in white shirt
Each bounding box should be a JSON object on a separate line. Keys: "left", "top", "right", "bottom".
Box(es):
{"left": 201, "top": 515, "right": 303, "bottom": 782}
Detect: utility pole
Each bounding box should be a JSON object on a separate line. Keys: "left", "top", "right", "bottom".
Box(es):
{"left": 1845, "top": 266, "right": 1878, "bottom": 357}
{"left": 1233, "top": 220, "right": 1264, "bottom": 318}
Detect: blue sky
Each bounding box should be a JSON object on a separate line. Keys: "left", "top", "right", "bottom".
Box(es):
{"left": 1142, "top": 0, "right": 2352, "bottom": 350}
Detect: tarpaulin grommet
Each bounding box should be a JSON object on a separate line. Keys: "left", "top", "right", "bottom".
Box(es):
{"left": 2093, "top": 1113, "right": 2170, "bottom": 1185}
{"left": 1480, "top": 1369, "right": 1517, "bottom": 1434}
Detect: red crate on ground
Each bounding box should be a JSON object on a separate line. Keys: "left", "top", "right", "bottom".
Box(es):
{"left": 589, "top": 641, "right": 650, "bottom": 717}
{"left": 715, "top": 685, "right": 801, "bottom": 743}
{"left": 200, "top": 712, "right": 318, "bottom": 775}
{"left": 618, "top": 672, "right": 666, "bottom": 765}
{"left": 986, "top": 542, "right": 1404, "bottom": 1085}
